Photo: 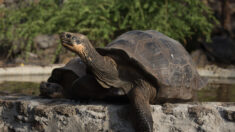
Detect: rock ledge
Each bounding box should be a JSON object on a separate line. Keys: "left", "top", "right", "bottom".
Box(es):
{"left": 0, "top": 95, "right": 234, "bottom": 132}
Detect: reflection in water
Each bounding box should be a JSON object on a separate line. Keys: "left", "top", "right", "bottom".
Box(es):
{"left": 0, "top": 74, "right": 48, "bottom": 96}
{"left": 217, "top": 85, "right": 229, "bottom": 101}
{"left": 0, "top": 75, "right": 234, "bottom": 102}
{"left": 197, "top": 83, "right": 235, "bottom": 102}
{"left": 207, "top": 78, "right": 235, "bottom": 84}
{"left": 0, "top": 74, "right": 50, "bottom": 83}
{"left": 0, "top": 81, "right": 40, "bottom": 96}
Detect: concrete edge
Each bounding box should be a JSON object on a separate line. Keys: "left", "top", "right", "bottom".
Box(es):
{"left": 0, "top": 65, "right": 63, "bottom": 75}
{"left": 0, "top": 65, "right": 234, "bottom": 78}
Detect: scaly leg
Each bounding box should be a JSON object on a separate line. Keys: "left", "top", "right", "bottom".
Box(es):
{"left": 128, "top": 87, "right": 153, "bottom": 132}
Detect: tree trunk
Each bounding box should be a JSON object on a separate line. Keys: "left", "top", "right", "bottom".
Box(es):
{"left": 221, "top": 0, "right": 232, "bottom": 33}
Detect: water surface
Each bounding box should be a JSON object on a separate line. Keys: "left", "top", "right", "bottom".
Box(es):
{"left": 0, "top": 75, "right": 234, "bottom": 102}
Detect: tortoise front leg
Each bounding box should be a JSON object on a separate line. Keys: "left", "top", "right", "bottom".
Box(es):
{"left": 128, "top": 87, "right": 153, "bottom": 132}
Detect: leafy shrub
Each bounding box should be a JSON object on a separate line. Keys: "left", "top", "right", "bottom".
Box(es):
{"left": 0, "top": 0, "right": 217, "bottom": 59}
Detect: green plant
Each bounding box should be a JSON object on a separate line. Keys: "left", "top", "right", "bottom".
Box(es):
{"left": 0, "top": 0, "right": 217, "bottom": 60}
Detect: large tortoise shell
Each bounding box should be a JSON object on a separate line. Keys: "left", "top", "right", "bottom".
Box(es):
{"left": 97, "top": 30, "right": 206, "bottom": 100}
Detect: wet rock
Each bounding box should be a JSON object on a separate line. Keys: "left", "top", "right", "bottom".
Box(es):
{"left": 0, "top": 95, "right": 234, "bottom": 132}
{"left": 222, "top": 109, "right": 235, "bottom": 122}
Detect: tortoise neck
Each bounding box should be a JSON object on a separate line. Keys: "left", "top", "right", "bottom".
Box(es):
{"left": 79, "top": 41, "right": 120, "bottom": 88}
{"left": 79, "top": 41, "right": 106, "bottom": 69}
{"left": 79, "top": 40, "right": 100, "bottom": 64}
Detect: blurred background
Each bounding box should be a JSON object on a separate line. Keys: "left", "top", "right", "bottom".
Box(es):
{"left": 1, "top": 0, "right": 234, "bottom": 66}
{"left": 0, "top": 0, "right": 234, "bottom": 101}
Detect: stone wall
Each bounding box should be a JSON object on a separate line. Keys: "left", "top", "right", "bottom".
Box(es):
{"left": 0, "top": 95, "right": 234, "bottom": 132}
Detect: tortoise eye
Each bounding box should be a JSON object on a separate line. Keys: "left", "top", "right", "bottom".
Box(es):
{"left": 66, "top": 34, "right": 71, "bottom": 38}
{"left": 76, "top": 40, "right": 81, "bottom": 44}
{"left": 72, "top": 36, "right": 77, "bottom": 40}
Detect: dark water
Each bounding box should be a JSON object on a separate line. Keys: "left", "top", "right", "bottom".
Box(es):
{"left": 0, "top": 76, "right": 234, "bottom": 102}
{"left": 0, "top": 81, "right": 40, "bottom": 96}
{"left": 197, "top": 83, "right": 235, "bottom": 102}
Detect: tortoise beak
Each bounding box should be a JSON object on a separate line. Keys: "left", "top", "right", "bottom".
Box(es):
{"left": 60, "top": 32, "right": 73, "bottom": 46}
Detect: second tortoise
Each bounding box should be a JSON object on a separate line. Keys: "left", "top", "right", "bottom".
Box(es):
{"left": 40, "top": 57, "right": 124, "bottom": 100}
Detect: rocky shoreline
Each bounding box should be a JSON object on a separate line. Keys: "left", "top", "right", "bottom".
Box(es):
{"left": 0, "top": 95, "right": 234, "bottom": 132}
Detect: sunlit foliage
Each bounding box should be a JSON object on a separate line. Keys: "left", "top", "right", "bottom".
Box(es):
{"left": 0, "top": 0, "right": 217, "bottom": 58}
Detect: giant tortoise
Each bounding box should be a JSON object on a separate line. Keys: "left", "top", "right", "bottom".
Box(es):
{"left": 58, "top": 30, "right": 206, "bottom": 132}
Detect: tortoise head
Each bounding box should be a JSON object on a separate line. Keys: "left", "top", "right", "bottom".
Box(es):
{"left": 60, "top": 32, "right": 90, "bottom": 55}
